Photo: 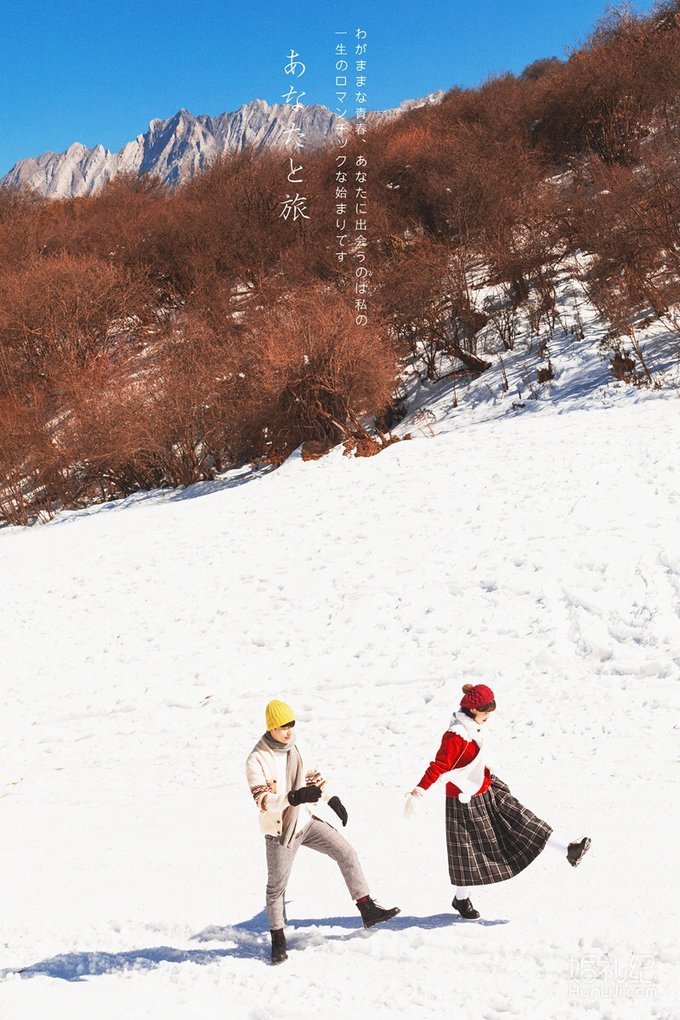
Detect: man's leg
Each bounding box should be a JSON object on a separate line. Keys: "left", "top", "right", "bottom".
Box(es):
{"left": 265, "top": 835, "right": 300, "bottom": 929}
{"left": 296, "top": 818, "right": 400, "bottom": 928}
{"left": 299, "top": 818, "right": 369, "bottom": 900}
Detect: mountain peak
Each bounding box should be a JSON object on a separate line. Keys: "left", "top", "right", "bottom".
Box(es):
{"left": 1, "top": 102, "right": 346, "bottom": 198}
{"left": 1, "top": 92, "right": 442, "bottom": 199}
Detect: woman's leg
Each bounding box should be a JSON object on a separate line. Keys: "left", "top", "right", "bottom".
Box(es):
{"left": 546, "top": 833, "right": 570, "bottom": 855}
{"left": 546, "top": 832, "right": 592, "bottom": 866}
{"left": 451, "top": 885, "right": 480, "bottom": 918}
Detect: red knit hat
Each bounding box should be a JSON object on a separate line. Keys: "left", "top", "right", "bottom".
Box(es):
{"left": 460, "top": 683, "right": 495, "bottom": 709}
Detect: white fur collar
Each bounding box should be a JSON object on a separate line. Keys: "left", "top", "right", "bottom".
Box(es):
{"left": 448, "top": 709, "right": 486, "bottom": 746}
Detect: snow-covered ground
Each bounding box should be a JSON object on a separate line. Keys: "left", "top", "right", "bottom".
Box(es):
{"left": 1, "top": 288, "right": 679, "bottom": 1017}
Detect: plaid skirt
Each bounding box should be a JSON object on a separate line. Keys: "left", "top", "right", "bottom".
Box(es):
{"left": 445, "top": 776, "right": 552, "bottom": 886}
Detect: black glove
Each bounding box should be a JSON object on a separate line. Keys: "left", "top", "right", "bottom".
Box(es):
{"left": 288, "top": 785, "right": 322, "bottom": 806}
{"left": 328, "top": 796, "right": 348, "bottom": 827}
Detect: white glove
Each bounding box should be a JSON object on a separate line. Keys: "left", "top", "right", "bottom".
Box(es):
{"left": 404, "top": 788, "right": 424, "bottom": 820}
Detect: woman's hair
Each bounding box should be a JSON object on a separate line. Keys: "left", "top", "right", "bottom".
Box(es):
{"left": 461, "top": 704, "right": 496, "bottom": 717}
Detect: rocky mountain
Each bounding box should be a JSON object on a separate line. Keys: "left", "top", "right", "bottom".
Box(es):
{"left": 1, "top": 93, "right": 444, "bottom": 200}
{"left": 1, "top": 100, "right": 346, "bottom": 199}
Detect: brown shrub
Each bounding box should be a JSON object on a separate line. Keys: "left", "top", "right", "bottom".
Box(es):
{"left": 530, "top": 7, "right": 680, "bottom": 166}
{"left": 0, "top": 385, "right": 73, "bottom": 525}
{"left": 301, "top": 439, "right": 334, "bottom": 461}
{"left": 375, "top": 241, "right": 490, "bottom": 379}
{"left": 242, "top": 286, "right": 398, "bottom": 458}
{"left": 58, "top": 313, "right": 247, "bottom": 496}
{"left": 0, "top": 252, "right": 153, "bottom": 393}
{"left": 0, "top": 390, "right": 40, "bottom": 525}
{"left": 0, "top": 187, "right": 47, "bottom": 270}
{"left": 611, "top": 351, "right": 637, "bottom": 382}
{"left": 563, "top": 147, "right": 680, "bottom": 326}
{"left": 342, "top": 432, "right": 403, "bottom": 459}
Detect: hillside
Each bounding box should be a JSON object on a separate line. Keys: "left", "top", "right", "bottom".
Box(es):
{"left": 2, "top": 3, "right": 680, "bottom": 527}
{"left": 2, "top": 233, "right": 679, "bottom": 1013}
{"left": 1, "top": 362, "right": 678, "bottom": 1016}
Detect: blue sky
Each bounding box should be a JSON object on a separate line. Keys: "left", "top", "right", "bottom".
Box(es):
{"left": 1, "top": 0, "right": 658, "bottom": 176}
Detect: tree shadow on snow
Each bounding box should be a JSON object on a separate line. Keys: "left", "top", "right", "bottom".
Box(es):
{"left": 47, "top": 463, "right": 273, "bottom": 528}
{"left": 7, "top": 909, "right": 509, "bottom": 981}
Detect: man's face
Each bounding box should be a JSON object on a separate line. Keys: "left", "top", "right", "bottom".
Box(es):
{"left": 270, "top": 721, "right": 295, "bottom": 744}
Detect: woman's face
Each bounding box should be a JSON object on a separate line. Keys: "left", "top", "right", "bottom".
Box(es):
{"left": 471, "top": 709, "right": 493, "bottom": 724}
{"left": 270, "top": 721, "right": 295, "bottom": 743}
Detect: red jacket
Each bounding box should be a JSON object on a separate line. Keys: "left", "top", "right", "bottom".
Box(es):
{"left": 417, "top": 731, "right": 492, "bottom": 799}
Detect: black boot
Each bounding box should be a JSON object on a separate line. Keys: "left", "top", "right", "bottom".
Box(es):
{"left": 270, "top": 928, "right": 288, "bottom": 964}
{"left": 567, "top": 836, "right": 592, "bottom": 868}
{"left": 452, "top": 896, "right": 480, "bottom": 920}
{"left": 356, "top": 896, "right": 401, "bottom": 929}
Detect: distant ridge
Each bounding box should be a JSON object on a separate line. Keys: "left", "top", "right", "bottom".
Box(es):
{"left": 1, "top": 92, "right": 445, "bottom": 199}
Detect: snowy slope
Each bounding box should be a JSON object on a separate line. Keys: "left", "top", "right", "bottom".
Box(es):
{"left": 1, "top": 346, "right": 679, "bottom": 1019}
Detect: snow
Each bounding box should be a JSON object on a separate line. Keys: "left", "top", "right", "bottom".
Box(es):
{"left": 1, "top": 273, "right": 679, "bottom": 1017}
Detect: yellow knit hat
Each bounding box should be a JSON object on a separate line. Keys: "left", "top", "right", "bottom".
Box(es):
{"left": 265, "top": 699, "right": 295, "bottom": 731}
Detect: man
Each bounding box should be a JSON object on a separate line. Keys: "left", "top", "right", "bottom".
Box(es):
{"left": 246, "top": 698, "right": 400, "bottom": 964}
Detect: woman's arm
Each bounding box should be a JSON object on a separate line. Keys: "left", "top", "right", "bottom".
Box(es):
{"left": 414, "top": 731, "right": 471, "bottom": 791}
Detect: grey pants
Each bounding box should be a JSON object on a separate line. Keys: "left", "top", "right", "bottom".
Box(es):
{"left": 265, "top": 817, "right": 369, "bottom": 929}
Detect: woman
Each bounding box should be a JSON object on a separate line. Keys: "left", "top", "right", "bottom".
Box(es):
{"left": 406, "top": 683, "right": 591, "bottom": 919}
{"left": 246, "top": 698, "right": 400, "bottom": 964}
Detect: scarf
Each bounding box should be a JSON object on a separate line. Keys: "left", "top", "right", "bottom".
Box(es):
{"left": 444, "top": 709, "right": 491, "bottom": 802}
{"left": 262, "top": 731, "right": 294, "bottom": 752}
{"left": 262, "top": 732, "right": 305, "bottom": 847}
